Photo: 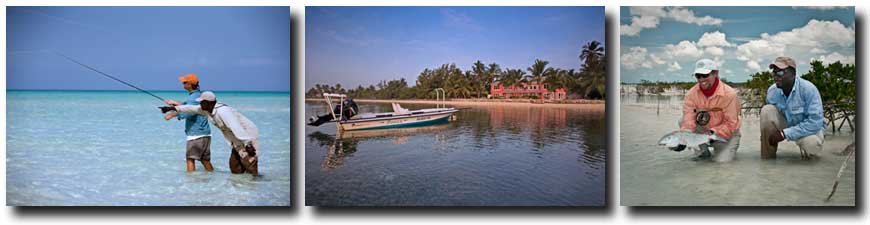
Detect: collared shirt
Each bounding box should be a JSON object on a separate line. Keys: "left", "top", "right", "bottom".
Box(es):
{"left": 680, "top": 80, "right": 741, "bottom": 139}
{"left": 766, "top": 77, "right": 825, "bottom": 140}
{"left": 176, "top": 103, "right": 258, "bottom": 150}
{"left": 177, "top": 90, "right": 211, "bottom": 138}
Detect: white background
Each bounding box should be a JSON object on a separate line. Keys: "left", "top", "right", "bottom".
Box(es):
{"left": 1, "top": 0, "right": 866, "bottom": 225}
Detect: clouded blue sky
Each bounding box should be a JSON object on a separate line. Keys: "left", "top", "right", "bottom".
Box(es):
{"left": 306, "top": 6, "right": 605, "bottom": 89}
{"left": 620, "top": 6, "right": 855, "bottom": 83}
{"left": 7, "top": 7, "right": 290, "bottom": 91}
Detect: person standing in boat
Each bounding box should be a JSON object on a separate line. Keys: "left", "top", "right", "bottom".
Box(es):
{"left": 672, "top": 59, "right": 742, "bottom": 162}
{"left": 162, "top": 91, "right": 260, "bottom": 176}
{"left": 162, "top": 73, "right": 213, "bottom": 172}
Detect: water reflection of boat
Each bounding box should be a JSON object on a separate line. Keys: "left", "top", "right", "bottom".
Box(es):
{"left": 309, "top": 124, "right": 451, "bottom": 170}
{"left": 307, "top": 89, "right": 458, "bottom": 131}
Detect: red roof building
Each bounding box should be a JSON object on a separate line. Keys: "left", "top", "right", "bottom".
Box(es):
{"left": 490, "top": 82, "right": 567, "bottom": 100}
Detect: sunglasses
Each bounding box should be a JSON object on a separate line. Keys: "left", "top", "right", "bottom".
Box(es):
{"left": 694, "top": 73, "right": 711, "bottom": 79}
{"left": 772, "top": 69, "right": 786, "bottom": 77}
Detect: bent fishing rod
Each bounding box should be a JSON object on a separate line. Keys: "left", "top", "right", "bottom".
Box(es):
{"left": 54, "top": 51, "right": 166, "bottom": 102}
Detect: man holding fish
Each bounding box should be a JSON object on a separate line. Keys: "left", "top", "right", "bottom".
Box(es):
{"left": 668, "top": 59, "right": 742, "bottom": 162}
{"left": 760, "top": 56, "right": 825, "bottom": 160}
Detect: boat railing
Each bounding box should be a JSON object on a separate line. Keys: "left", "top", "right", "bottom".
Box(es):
{"left": 322, "top": 93, "right": 347, "bottom": 127}
{"left": 434, "top": 88, "right": 446, "bottom": 109}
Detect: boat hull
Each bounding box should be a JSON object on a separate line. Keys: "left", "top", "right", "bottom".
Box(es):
{"left": 339, "top": 110, "right": 456, "bottom": 131}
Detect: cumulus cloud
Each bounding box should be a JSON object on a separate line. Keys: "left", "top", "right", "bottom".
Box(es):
{"left": 667, "top": 61, "right": 682, "bottom": 72}
{"left": 621, "top": 47, "right": 653, "bottom": 70}
{"left": 649, "top": 53, "right": 666, "bottom": 65}
{"left": 705, "top": 46, "right": 725, "bottom": 56}
{"left": 621, "top": 7, "right": 722, "bottom": 36}
{"left": 664, "top": 40, "right": 704, "bottom": 59}
{"left": 814, "top": 52, "right": 856, "bottom": 65}
{"left": 697, "top": 31, "right": 732, "bottom": 47}
{"left": 735, "top": 19, "right": 854, "bottom": 72}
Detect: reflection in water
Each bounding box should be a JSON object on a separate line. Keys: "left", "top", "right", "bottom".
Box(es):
{"left": 305, "top": 102, "right": 606, "bottom": 206}
{"left": 309, "top": 124, "right": 451, "bottom": 171}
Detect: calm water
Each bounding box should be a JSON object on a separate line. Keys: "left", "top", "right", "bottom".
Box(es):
{"left": 305, "top": 101, "right": 606, "bottom": 206}
{"left": 620, "top": 94, "right": 855, "bottom": 206}
{"left": 6, "top": 90, "right": 291, "bottom": 206}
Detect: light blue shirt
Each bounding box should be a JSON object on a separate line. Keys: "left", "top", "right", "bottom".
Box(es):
{"left": 177, "top": 89, "right": 211, "bottom": 137}
{"left": 766, "top": 77, "right": 825, "bottom": 140}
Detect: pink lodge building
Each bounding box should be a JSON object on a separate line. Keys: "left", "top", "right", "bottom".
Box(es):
{"left": 490, "top": 82, "right": 567, "bottom": 100}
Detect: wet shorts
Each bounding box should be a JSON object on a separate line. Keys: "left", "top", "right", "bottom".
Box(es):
{"left": 186, "top": 136, "right": 211, "bottom": 161}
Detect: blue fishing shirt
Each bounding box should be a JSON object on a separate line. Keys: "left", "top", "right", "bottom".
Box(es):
{"left": 177, "top": 90, "right": 211, "bottom": 137}
{"left": 765, "top": 77, "right": 825, "bottom": 140}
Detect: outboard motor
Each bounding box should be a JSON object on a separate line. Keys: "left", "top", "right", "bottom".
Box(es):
{"left": 307, "top": 98, "right": 360, "bottom": 126}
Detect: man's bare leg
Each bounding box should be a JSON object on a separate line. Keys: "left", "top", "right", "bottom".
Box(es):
{"left": 201, "top": 160, "right": 214, "bottom": 172}
{"left": 186, "top": 159, "right": 196, "bottom": 172}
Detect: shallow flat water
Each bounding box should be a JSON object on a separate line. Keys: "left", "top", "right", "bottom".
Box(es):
{"left": 620, "top": 95, "right": 855, "bottom": 206}
{"left": 6, "top": 90, "right": 291, "bottom": 206}
{"left": 305, "top": 102, "right": 606, "bottom": 206}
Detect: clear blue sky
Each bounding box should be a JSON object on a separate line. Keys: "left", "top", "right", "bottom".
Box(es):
{"left": 7, "top": 7, "right": 290, "bottom": 91}
{"left": 306, "top": 6, "right": 605, "bottom": 89}
{"left": 620, "top": 6, "right": 854, "bottom": 83}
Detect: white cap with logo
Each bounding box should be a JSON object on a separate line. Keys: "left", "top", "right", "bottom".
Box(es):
{"left": 694, "top": 59, "right": 718, "bottom": 75}
{"left": 196, "top": 91, "right": 216, "bottom": 102}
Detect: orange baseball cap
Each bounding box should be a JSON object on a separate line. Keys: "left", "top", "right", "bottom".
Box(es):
{"left": 178, "top": 73, "right": 199, "bottom": 84}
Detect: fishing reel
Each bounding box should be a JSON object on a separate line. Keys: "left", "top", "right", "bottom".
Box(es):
{"left": 694, "top": 109, "right": 711, "bottom": 126}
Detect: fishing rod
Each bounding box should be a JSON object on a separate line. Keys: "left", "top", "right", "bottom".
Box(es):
{"left": 54, "top": 51, "right": 166, "bottom": 102}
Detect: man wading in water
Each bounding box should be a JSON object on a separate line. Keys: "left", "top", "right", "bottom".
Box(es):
{"left": 163, "top": 73, "right": 213, "bottom": 172}
{"left": 161, "top": 91, "right": 260, "bottom": 176}
{"left": 761, "top": 56, "right": 825, "bottom": 160}
{"left": 672, "top": 59, "right": 742, "bottom": 162}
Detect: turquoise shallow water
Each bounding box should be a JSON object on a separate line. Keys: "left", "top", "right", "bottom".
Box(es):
{"left": 6, "top": 90, "right": 291, "bottom": 206}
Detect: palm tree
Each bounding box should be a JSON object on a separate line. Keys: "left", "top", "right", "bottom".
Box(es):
{"left": 499, "top": 69, "right": 526, "bottom": 98}
{"left": 470, "top": 60, "right": 487, "bottom": 98}
{"left": 579, "top": 58, "right": 606, "bottom": 99}
{"left": 484, "top": 62, "right": 501, "bottom": 98}
{"left": 578, "top": 41, "right": 606, "bottom": 99}
{"left": 580, "top": 40, "right": 604, "bottom": 66}
{"left": 527, "top": 59, "right": 550, "bottom": 86}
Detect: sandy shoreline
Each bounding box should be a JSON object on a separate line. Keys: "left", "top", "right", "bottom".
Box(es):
{"left": 305, "top": 98, "right": 605, "bottom": 110}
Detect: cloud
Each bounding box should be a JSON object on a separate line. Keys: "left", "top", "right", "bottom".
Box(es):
{"left": 697, "top": 31, "right": 732, "bottom": 47}
{"left": 664, "top": 40, "right": 703, "bottom": 59}
{"left": 763, "top": 20, "right": 854, "bottom": 49}
{"left": 441, "top": 8, "right": 482, "bottom": 32}
{"left": 621, "top": 7, "right": 722, "bottom": 36}
{"left": 735, "top": 39, "right": 785, "bottom": 72}
{"left": 649, "top": 53, "right": 666, "bottom": 65}
{"left": 705, "top": 46, "right": 725, "bottom": 56}
{"left": 667, "top": 61, "right": 682, "bottom": 72}
{"left": 813, "top": 52, "right": 855, "bottom": 65}
{"left": 735, "top": 20, "right": 854, "bottom": 72}
{"left": 810, "top": 48, "right": 827, "bottom": 54}
{"left": 621, "top": 47, "right": 653, "bottom": 70}
{"left": 666, "top": 7, "right": 723, "bottom": 26}
{"left": 621, "top": 16, "right": 659, "bottom": 36}
{"left": 746, "top": 60, "right": 761, "bottom": 71}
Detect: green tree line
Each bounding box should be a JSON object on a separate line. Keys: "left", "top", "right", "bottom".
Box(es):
{"left": 306, "top": 41, "right": 607, "bottom": 100}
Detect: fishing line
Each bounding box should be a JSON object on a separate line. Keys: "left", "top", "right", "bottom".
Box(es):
{"left": 54, "top": 51, "right": 166, "bottom": 102}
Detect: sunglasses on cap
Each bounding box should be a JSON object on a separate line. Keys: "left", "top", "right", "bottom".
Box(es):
{"left": 694, "top": 73, "right": 712, "bottom": 79}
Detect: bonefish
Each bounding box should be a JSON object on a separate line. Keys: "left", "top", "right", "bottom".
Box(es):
{"left": 658, "top": 131, "right": 726, "bottom": 150}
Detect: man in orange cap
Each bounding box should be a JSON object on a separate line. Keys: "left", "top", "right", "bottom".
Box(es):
{"left": 164, "top": 73, "right": 214, "bottom": 172}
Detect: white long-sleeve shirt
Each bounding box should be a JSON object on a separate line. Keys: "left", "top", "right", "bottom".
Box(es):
{"left": 175, "top": 103, "right": 258, "bottom": 150}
